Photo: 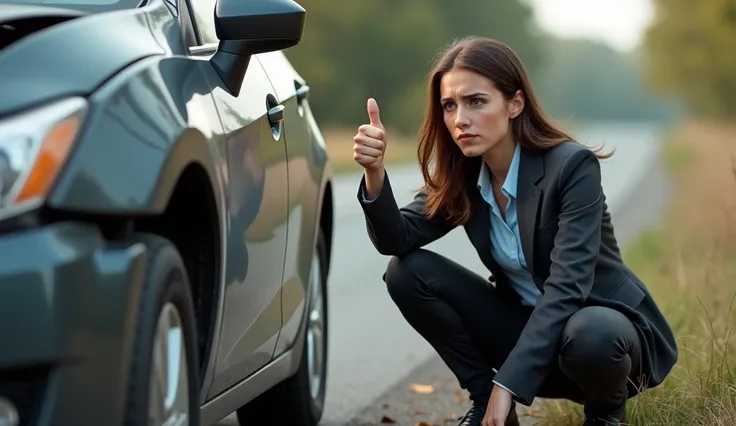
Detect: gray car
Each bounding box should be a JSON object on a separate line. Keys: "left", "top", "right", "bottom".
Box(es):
{"left": 0, "top": 0, "right": 334, "bottom": 425}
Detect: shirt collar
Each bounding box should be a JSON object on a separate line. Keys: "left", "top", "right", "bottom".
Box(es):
{"left": 477, "top": 143, "right": 521, "bottom": 199}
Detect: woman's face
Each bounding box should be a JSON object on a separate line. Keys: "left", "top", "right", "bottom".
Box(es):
{"left": 439, "top": 68, "right": 522, "bottom": 158}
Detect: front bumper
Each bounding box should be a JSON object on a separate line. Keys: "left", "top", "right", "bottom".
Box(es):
{"left": 0, "top": 221, "right": 147, "bottom": 426}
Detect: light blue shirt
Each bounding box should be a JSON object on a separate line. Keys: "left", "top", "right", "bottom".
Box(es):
{"left": 478, "top": 143, "right": 541, "bottom": 308}
{"left": 480, "top": 143, "right": 541, "bottom": 399}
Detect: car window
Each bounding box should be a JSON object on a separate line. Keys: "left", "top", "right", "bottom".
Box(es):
{"left": 187, "top": 0, "right": 218, "bottom": 45}
{"left": 0, "top": 0, "right": 140, "bottom": 12}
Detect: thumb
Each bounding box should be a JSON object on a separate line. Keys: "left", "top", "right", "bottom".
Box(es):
{"left": 367, "top": 98, "right": 383, "bottom": 129}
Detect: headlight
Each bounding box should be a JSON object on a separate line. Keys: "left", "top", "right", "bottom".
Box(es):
{"left": 0, "top": 97, "right": 87, "bottom": 221}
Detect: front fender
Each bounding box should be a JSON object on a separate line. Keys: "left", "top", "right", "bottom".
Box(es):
{"left": 48, "top": 56, "right": 226, "bottom": 217}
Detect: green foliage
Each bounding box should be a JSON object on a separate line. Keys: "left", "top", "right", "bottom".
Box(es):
{"left": 285, "top": 0, "right": 542, "bottom": 134}
{"left": 285, "top": 1, "right": 684, "bottom": 135}
{"left": 644, "top": 0, "right": 736, "bottom": 119}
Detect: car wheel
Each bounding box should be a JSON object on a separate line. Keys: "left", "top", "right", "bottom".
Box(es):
{"left": 123, "top": 233, "right": 200, "bottom": 426}
{"left": 237, "top": 229, "right": 329, "bottom": 426}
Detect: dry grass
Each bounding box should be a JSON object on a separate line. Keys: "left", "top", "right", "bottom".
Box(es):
{"left": 534, "top": 121, "right": 736, "bottom": 425}
{"left": 323, "top": 127, "right": 420, "bottom": 174}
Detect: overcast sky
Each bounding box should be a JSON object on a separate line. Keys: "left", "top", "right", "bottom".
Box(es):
{"left": 527, "top": 0, "right": 655, "bottom": 51}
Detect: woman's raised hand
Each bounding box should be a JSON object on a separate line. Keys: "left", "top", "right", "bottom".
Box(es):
{"left": 353, "top": 98, "right": 388, "bottom": 172}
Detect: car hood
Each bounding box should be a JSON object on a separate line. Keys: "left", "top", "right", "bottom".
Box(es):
{"left": 0, "top": 3, "right": 166, "bottom": 118}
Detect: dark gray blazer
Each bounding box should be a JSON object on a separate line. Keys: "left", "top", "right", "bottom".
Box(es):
{"left": 358, "top": 141, "right": 678, "bottom": 406}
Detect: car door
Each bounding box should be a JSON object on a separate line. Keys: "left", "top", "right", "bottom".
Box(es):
{"left": 186, "top": 0, "right": 289, "bottom": 399}
{"left": 256, "top": 51, "right": 319, "bottom": 352}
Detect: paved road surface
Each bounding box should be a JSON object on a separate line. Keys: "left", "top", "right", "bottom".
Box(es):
{"left": 219, "top": 122, "right": 671, "bottom": 425}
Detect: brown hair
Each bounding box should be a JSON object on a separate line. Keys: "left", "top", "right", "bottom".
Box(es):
{"left": 417, "top": 36, "right": 611, "bottom": 226}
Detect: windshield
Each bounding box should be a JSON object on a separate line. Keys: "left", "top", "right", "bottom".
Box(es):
{"left": 0, "top": 0, "right": 143, "bottom": 13}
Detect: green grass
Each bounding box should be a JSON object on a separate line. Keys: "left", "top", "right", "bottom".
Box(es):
{"left": 662, "top": 138, "right": 695, "bottom": 172}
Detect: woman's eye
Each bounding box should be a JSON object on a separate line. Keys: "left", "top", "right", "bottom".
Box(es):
{"left": 442, "top": 102, "right": 455, "bottom": 111}
{"left": 470, "top": 98, "right": 483, "bottom": 106}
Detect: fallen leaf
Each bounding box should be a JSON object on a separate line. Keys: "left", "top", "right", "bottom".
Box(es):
{"left": 452, "top": 388, "right": 470, "bottom": 404}
{"left": 380, "top": 414, "right": 396, "bottom": 423}
{"left": 445, "top": 413, "right": 461, "bottom": 422}
{"left": 409, "top": 383, "right": 435, "bottom": 394}
{"left": 454, "top": 393, "right": 469, "bottom": 404}
{"left": 415, "top": 422, "right": 437, "bottom": 426}
{"left": 411, "top": 407, "right": 427, "bottom": 415}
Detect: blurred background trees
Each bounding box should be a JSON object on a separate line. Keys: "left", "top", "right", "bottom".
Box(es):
{"left": 284, "top": 0, "right": 715, "bottom": 136}
{"left": 643, "top": 0, "right": 736, "bottom": 119}
{"left": 285, "top": 0, "right": 544, "bottom": 134}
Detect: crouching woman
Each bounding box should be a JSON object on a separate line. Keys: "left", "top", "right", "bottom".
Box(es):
{"left": 351, "top": 36, "right": 678, "bottom": 426}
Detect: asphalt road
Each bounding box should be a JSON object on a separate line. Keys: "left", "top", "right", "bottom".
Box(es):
{"left": 220, "top": 122, "right": 671, "bottom": 425}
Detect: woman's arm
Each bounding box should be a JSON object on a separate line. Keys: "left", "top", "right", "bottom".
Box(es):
{"left": 358, "top": 168, "right": 456, "bottom": 256}
{"left": 493, "top": 147, "right": 603, "bottom": 406}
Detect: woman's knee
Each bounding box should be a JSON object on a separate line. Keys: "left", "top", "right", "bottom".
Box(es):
{"left": 558, "top": 306, "right": 642, "bottom": 396}
{"left": 559, "top": 306, "right": 635, "bottom": 365}
{"left": 384, "top": 249, "right": 436, "bottom": 302}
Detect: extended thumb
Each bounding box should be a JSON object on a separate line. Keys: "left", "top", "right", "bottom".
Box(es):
{"left": 367, "top": 98, "right": 383, "bottom": 127}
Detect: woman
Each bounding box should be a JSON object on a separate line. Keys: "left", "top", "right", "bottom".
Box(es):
{"left": 351, "top": 37, "right": 677, "bottom": 426}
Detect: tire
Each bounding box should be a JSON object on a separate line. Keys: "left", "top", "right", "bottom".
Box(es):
{"left": 123, "top": 233, "right": 200, "bottom": 426}
{"left": 237, "top": 229, "right": 329, "bottom": 426}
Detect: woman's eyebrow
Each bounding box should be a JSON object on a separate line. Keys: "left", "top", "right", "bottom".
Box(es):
{"left": 440, "top": 92, "right": 488, "bottom": 103}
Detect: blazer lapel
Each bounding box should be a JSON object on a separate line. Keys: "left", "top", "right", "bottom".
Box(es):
{"left": 467, "top": 189, "right": 502, "bottom": 276}
{"left": 517, "top": 147, "right": 544, "bottom": 272}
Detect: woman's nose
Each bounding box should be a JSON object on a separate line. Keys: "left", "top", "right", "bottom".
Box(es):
{"left": 454, "top": 108, "right": 470, "bottom": 127}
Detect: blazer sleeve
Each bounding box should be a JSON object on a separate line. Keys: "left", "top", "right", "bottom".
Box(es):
{"left": 493, "top": 148, "right": 603, "bottom": 406}
{"left": 357, "top": 170, "right": 456, "bottom": 256}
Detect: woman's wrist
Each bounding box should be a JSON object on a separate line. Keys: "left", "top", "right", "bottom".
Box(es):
{"left": 363, "top": 167, "right": 385, "bottom": 200}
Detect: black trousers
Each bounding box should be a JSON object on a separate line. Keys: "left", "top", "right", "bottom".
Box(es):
{"left": 384, "top": 249, "right": 643, "bottom": 419}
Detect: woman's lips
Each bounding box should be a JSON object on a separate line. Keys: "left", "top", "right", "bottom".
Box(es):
{"left": 457, "top": 133, "right": 477, "bottom": 143}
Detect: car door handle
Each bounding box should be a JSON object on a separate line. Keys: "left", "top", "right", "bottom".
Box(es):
{"left": 296, "top": 85, "right": 310, "bottom": 103}
{"left": 268, "top": 104, "right": 285, "bottom": 125}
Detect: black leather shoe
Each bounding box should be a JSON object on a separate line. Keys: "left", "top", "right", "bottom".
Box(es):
{"left": 457, "top": 402, "right": 520, "bottom": 426}
{"left": 582, "top": 411, "right": 628, "bottom": 425}
{"left": 457, "top": 404, "right": 485, "bottom": 426}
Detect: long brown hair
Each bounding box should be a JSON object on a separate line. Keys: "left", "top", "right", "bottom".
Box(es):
{"left": 417, "top": 36, "right": 611, "bottom": 226}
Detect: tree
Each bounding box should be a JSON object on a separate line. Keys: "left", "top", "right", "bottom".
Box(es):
{"left": 285, "top": 0, "right": 544, "bottom": 133}
{"left": 643, "top": 0, "right": 736, "bottom": 119}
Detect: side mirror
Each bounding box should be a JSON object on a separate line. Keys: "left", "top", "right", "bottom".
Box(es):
{"left": 215, "top": 0, "right": 306, "bottom": 54}
{"left": 210, "top": 0, "right": 306, "bottom": 96}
